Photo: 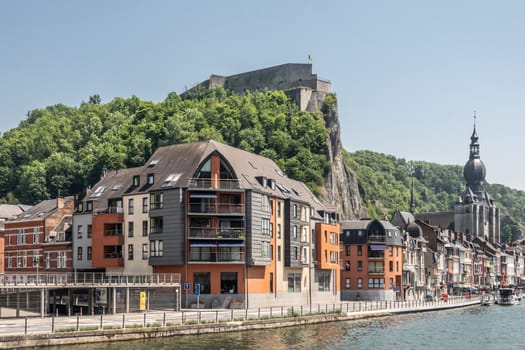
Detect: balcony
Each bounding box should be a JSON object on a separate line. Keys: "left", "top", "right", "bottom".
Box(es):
{"left": 104, "top": 224, "right": 123, "bottom": 236}
{"left": 189, "top": 227, "right": 245, "bottom": 239}
{"left": 188, "top": 203, "right": 244, "bottom": 215}
{"left": 188, "top": 178, "right": 240, "bottom": 190}
{"left": 368, "top": 235, "right": 385, "bottom": 243}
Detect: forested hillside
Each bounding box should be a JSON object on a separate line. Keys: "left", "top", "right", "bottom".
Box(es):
{"left": 0, "top": 89, "right": 329, "bottom": 204}
{"left": 345, "top": 150, "right": 525, "bottom": 242}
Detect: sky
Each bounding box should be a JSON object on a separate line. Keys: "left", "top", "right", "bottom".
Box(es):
{"left": 1, "top": 1, "right": 524, "bottom": 189}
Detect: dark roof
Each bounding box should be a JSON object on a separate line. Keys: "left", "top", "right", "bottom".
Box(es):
{"left": 85, "top": 167, "right": 142, "bottom": 210}
{"left": 11, "top": 197, "right": 74, "bottom": 222}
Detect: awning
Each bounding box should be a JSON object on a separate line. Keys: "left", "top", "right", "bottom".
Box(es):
{"left": 218, "top": 242, "right": 245, "bottom": 247}
{"left": 370, "top": 244, "right": 386, "bottom": 251}
{"left": 190, "top": 192, "right": 217, "bottom": 198}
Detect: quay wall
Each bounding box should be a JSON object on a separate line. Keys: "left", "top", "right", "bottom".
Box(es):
{"left": 0, "top": 298, "right": 481, "bottom": 349}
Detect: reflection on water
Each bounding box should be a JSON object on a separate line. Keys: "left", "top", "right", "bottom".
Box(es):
{"left": 48, "top": 303, "right": 525, "bottom": 350}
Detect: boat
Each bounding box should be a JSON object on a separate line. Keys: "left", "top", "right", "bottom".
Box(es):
{"left": 481, "top": 294, "right": 495, "bottom": 306}
{"left": 496, "top": 288, "right": 520, "bottom": 305}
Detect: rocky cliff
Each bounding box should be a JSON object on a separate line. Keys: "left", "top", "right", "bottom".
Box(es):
{"left": 189, "top": 63, "right": 365, "bottom": 219}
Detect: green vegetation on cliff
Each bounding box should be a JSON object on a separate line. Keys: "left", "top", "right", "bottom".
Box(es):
{"left": 345, "top": 149, "right": 525, "bottom": 242}
{"left": 0, "top": 89, "right": 329, "bottom": 204}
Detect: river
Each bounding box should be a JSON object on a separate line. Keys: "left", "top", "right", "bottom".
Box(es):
{"left": 48, "top": 302, "right": 525, "bottom": 350}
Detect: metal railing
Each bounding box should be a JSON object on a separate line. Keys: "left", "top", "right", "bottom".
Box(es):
{"left": 188, "top": 178, "right": 240, "bottom": 190}
{"left": 188, "top": 203, "right": 244, "bottom": 214}
{"left": 0, "top": 273, "right": 182, "bottom": 287}
{"left": 189, "top": 227, "right": 245, "bottom": 239}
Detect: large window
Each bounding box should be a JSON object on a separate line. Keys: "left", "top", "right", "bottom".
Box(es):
{"left": 150, "top": 192, "right": 164, "bottom": 209}
{"left": 142, "top": 197, "right": 148, "bottom": 213}
{"left": 77, "top": 225, "right": 83, "bottom": 239}
{"left": 150, "top": 217, "right": 163, "bottom": 234}
{"left": 288, "top": 273, "right": 301, "bottom": 292}
{"left": 128, "top": 222, "right": 134, "bottom": 237}
{"left": 77, "top": 247, "right": 82, "bottom": 261}
{"left": 368, "top": 278, "right": 385, "bottom": 289}
{"left": 142, "top": 221, "right": 148, "bottom": 236}
{"left": 262, "top": 219, "right": 271, "bottom": 236}
{"left": 357, "top": 245, "right": 362, "bottom": 256}
{"left": 357, "top": 260, "right": 363, "bottom": 272}
{"left": 193, "top": 272, "right": 210, "bottom": 294}
{"left": 368, "top": 261, "right": 384, "bottom": 274}
{"left": 293, "top": 225, "right": 298, "bottom": 239}
{"left": 318, "top": 271, "right": 331, "bottom": 292}
{"left": 261, "top": 241, "right": 271, "bottom": 258}
{"left": 150, "top": 240, "right": 163, "bottom": 257}
{"left": 221, "top": 272, "right": 238, "bottom": 294}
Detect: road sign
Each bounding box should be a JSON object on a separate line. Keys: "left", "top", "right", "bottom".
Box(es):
{"left": 194, "top": 283, "right": 200, "bottom": 296}
{"left": 184, "top": 282, "right": 190, "bottom": 291}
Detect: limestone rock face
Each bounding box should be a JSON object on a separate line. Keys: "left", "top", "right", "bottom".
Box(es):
{"left": 307, "top": 92, "right": 365, "bottom": 220}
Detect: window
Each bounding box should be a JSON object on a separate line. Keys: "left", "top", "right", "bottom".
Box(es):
{"left": 86, "top": 201, "right": 93, "bottom": 212}
{"left": 17, "top": 229, "right": 26, "bottom": 245}
{"left": 193, "top": 272, "right": 211, "bottom": 294}
{"left": 345, "top": 245, "right": 351, "bottom": 256}
{"left": 389, "top": 246, "right": 393, "bottom": 256}
{"left": 87, "top": 247, "right": 92, "bottom": 260}
{"left": 7, "top": 254, "right": 12, "bottom": 268}
{"left": 262, "top": 219, "right": 271, "bottom": 235}
{"left": 277, "top": 224, "right": 281, "bottom": 239}
{"left": 277, "top": 202, "right": 281, "bottom": 217}
{"left": 142, "top": 220, "right": 148, "bottom": 236}
{"left": 77, "top": 247, "right": 82, "bottom": 261}
{"left": 45, "top": 253, "right": 50, "bottom": 269}
{"left": 345, "top": 261, "right": 350, "bottom": 271}
{"left": 389, "top": 278, "right": 394, "bottom": 289}
{"left": 389, "top": 261, "right": 394, "bottom": 272}
{"left": 396, "top": 261, "right": 399, "bottom": 272}
{"left": 293, "top": 246, "right": 298, "bottom": 260}
{"left": 77, "top": 225, "right": 83, "bottom": 239}
{"left": 142, "top": 197, "right": 148, "bottom": 213}
{"left": 357, "top": 278, "right": 363, "bottom": 289}
{"left": 87, "top": 225, "right": 92, "bottom": 238}
{"left": 32, "top": 253, "right": 39, "bottom": 267}
{"left": 318, "top": 271, "right": 331, "bottom": 291}
{"left": 57, "top": 252, "right": 66, "bottom": 269}
{"left": 357, "top": 245, "right": 362, "bottom": 256}
{"left": 270, "top": 272, "right": 274, "bottom": 293}
{"left": 293, "top": 225, "right": 298, "bottom": 239}
{"left": 345, "top": 278, "right": 351, "bottom": 289}
{"left": 277, "top": 245, "right": 281, "bottom": 262}
{"left": 150, "top": 240, "right": 163, "bottom": 257}
{"left": 288, "top": 273, "right": 301, "bottom": 292}
{"left": 150, "top": 217, "right": 163, "bottom": 234}
{"left": 150, "top": 192, "right": 164, "bottom": 209}
{"left": 33, "top": 228, "right": 39, "bottom": 244}
{"left": 396, "top": 247, "right": 399, "bottom": 257}
{"left": 133, "top": 175, "right": 140, "bottom": 187}
{"left": 128, "top": 244, "right": 134, "bottom": 260}
{"left": 221, "top": 272, "right": 238, "bottom": 294}
{"left": 261, "top": 241, "right": 271, "bottom": 258}
{"left": 330, "top": 232, "right": 338, "bottom": 245}
{"left": 368, "top": 261, "right": 384, "bottom": 273}
{"left": 128, "top": 221, "right": 134, "bottom": 237}
{"left": 357, "top": 260, "right": 363, "bottom": 272}
{"left": 368, "top": 278, "right": 385, "bottom": 289}
{"left": 262, "top": 195, "right": 271, "bottom": 212}
{"left": 128, "top": 199, "right": 134, "bottom": 214}
{"left": 77, "top": 202, "right": 83, "bottom": 212}
{"left": 293, "top": 204, "right": 298, "bottom": 218}
{"left": 147, "top": 173, "right": 155, "bottom": 185}
{"left": 142, "top": 244, "right": 148, "bottom": 259}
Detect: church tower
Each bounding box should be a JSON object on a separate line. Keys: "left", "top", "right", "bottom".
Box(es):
{"left": 454, "top": 118, "right": 500, "bottom": 243}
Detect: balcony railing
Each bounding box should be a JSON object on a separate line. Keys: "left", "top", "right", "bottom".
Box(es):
{"left": 368, "top": 235, "right": 385, "bottom": 242}
{"left": 189, "top": 227, "right": 245, "bottom": 239}
{"left": 95, "top": 207, "right": 124, "bottom": 215}
{"left": 368, "top": 268, "right": 385, "bottom": 274}
{"left": 104, "top": 229, "right": 123, "bottom": 236}
{"left": 104, "top": 252, "right": 122, "bottom": 259}
{"left": 189, "top": 252, "right": 245, "bottom": 263}
{"left": 188, "top": 203, "right": 244, "bottom": 215}
{"left": 188, "top": 178, "right": 240, "bottom": 190}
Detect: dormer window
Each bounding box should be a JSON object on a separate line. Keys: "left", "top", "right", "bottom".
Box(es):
{"left": 147, "top": 174, "right": 155, "bottom": 185}
{"left": 148, "top": 159, "right": 159, "bottom": 168}
{"left": 133, "top": 175, "right": 140, "bottom": 187}
{"left": 77, "top": 202, "right": 84, "bottom": 212}
{"left": 86, "top": 201, "right": 93, "bottom": 212}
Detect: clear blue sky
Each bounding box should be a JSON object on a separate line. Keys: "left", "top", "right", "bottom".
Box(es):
{"left": 1, "top": 1, "right": 524, "bottom": 189}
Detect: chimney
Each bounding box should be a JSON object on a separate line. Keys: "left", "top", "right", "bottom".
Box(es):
{"left": 57, "top": 197, "right": 64, "bottom": 209}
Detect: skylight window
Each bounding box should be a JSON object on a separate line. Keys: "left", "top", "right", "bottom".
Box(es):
{"left": 112, "top": 183, "right": 123, "bottom": 191}
{"left": 90, "top": 185, "right": 107, "bottom": 198}
{"left": 161, "top": 173, "right": 182, "bottom": 188}
{"left": 148, "top": 159, "right": 159, "bottom": 168}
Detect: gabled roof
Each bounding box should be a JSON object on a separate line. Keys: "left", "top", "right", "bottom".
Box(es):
{"left": 0, "top": 204, "right": 28, "bottom": 220}
{"left": 84, "top": 167, "right": 142, "bottom": 210}
{"left": 10, "top": 197, "right": 74, "bottom": 222}
{"left": 129, "top": 139, "right": 326, "bottom": 208}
